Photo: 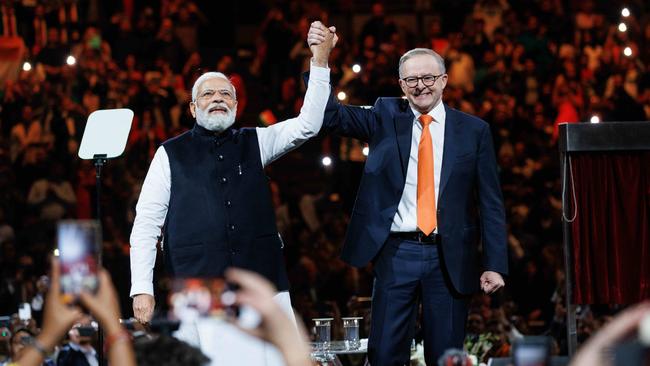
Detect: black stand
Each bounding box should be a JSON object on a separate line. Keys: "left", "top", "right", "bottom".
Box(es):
{"left": 78, "top": 108, "right": 133, "bottom": 366}
{"left": 93, "top": 153, "right": 107, "bottom": 366}
{"left": 93, "top": 154, "right": 106, "bottom": 227}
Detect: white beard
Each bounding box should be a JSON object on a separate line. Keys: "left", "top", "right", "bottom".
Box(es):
{"left": 195, "top": 103, "right": 236, "bottom": 132}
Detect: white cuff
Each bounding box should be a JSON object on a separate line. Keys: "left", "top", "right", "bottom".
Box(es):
{"left": 130, "top": 281, "right": 154, "bottom": 298}
{"left": 310, "top": 61, "right": 330, "bottom": 82}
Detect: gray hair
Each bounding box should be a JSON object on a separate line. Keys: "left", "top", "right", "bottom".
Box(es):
{"left": 191, "top": 72, "right": 237, "bottom": 101}
{"left": 398, "top": 48, "right": 446, "bottom": 78}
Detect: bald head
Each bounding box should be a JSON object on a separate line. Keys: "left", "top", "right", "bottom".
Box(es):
{"left": 398, "top": 48, "right": 445, "bottom": 78}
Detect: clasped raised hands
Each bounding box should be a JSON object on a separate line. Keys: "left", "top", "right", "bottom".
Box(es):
{"left": 307, "top": 21, "right": 338, "bottom": 67}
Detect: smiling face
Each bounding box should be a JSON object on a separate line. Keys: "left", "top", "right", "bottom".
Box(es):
{"left": 190, "top": 76, "right": 237, "bottom": 132}
{"left": 399, "top": 54, "right": 447, "bottom": 114}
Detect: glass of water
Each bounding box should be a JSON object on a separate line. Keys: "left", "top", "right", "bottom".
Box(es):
{"left": 313, "top": 318, "right": 333, "bottom": 353}
{"left": 342, "top": 317, "right": 363, "bottom": 350}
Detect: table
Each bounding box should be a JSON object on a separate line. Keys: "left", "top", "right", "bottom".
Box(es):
{"left": 311, "top": 339, "right": 368, "bottom": 366}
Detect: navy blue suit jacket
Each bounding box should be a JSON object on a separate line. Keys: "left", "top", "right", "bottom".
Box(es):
{"left": 321, "top": 93, "right": 508, "bottom": 295}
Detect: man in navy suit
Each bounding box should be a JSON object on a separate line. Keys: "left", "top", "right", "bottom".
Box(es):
{"left": 308, "top": 22, "right": 507, "bottom": 365}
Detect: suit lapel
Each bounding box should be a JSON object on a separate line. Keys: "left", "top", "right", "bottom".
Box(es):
{"left": 439, "top": 105, "right": 460, "bottom": 200}
{"left": 394, "top": 107, "right": 415, "bottom": 178}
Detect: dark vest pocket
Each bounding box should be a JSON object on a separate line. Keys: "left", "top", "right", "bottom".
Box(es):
{"left": 237, "top": 233, "right": 284, "bottom": 282}
{"left": 172, "top": 242, "right": 206, "bottom": 274}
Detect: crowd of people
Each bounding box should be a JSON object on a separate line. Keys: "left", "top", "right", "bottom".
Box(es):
{"left": 1, "top": 0, "right": 649, "bottom": 364}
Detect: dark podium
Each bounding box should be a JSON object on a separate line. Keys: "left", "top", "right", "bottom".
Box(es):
{"left": 558, "top": 121, "right": 650, "bottom": 355}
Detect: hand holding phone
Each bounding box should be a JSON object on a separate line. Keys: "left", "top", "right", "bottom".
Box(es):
{"left": 57, "top": 220, "right": 101, "bottom": 303}
{"left": 223, "top": 268, "right": 312, "bottom": 365}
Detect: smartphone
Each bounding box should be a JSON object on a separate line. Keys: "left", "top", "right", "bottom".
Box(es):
{"left": 614, "top": 339, "right": 649, "bottom": 366}
{"left": 77, "top": 325, "right": 96, "bottom": 337}
{"left": 0, "top": 315, "right": 11, "bottom": 333}
{"left": 57, "top": 220, "right": 101, "bottom": 303}
{"left": 512, "top": 336, "right": 551, "bottom": 366}
{"left": 18, "top": 303, "right": 31, "bottom": 321}
{"left": 168, "top": 278, "right": 239, "bottom": 321}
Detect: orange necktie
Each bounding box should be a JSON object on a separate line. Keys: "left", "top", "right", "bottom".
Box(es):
{"left": 417, "top": 114, "right": 437, "bottom": 235}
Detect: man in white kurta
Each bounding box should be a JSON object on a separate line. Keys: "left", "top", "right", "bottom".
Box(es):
{"left": 129, "top": 27, "right": 336, "bottom": 365}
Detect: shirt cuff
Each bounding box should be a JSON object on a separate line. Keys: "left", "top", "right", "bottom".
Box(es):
{"left": 130, "top": 281, "right": 154, "bottom": 298}
{"left": 309, "top": 61, "right": 330, "bottom": 82}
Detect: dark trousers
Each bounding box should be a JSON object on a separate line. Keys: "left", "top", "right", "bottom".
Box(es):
{"left": 367, "top": 238, "right": 469, "bottom": 366}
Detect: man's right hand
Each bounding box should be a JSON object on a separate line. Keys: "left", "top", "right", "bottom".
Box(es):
{"left": 307, "top": 21, "right": 338, "bottom": 67}
{"left": 132, "top": 294, "right": 155, "bottom": 324}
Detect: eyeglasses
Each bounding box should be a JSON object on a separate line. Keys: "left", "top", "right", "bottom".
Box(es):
{"left": 400, "top": 74, "right": 444, "bottom": 87}
{"left": 197, "top": 88, "right": 234, "bottom": 101}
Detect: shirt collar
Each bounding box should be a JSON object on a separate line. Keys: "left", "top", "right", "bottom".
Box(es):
{"left": 410, "top": 100, "right": 445, "bottom": 125}
{"left": 68, "top": 342, "right": 96, "bottom": 355}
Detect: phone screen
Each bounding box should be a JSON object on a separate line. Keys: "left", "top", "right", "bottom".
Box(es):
{"left": 18, "top": 303, "right": 31, "bottom": 321}
{"left": 513, "top": 337, "right": 551, "bottom": 366}
{"left": 168, "top": 278, "right": 239, "bottom": 321}
{"left": 57, "top": 220, "right": 101, "bottom": 302}
{"left": 0, "top": 315, "right": 11, "bottom": 329}
{"left": 76, "top": 325, "right": 96, "bottom": 337}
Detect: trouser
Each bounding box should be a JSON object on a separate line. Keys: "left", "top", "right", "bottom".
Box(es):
{"left": 367, "top": 238, "right": 469, "bottom": 366}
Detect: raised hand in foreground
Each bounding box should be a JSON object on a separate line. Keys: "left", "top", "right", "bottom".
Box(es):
{"left": 225, "top": 268, "right": 314, "bottom": 366}
{"left": 16, "top": 258, "right": 136, "bottom": 366}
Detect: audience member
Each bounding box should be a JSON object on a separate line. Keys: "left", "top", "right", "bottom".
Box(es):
{"left": 569, "top": 301, "right": 650, "bottom": 366}
{"left": 13, "top": 259, "right": 135, "bottom": 366}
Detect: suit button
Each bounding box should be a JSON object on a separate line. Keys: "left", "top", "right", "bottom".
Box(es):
{"left": 229, "top": 224, "right": 235, "bottom": 231}
{"left": 225, "top": 200, "right": 232, "bottom": 207}
{"left": 217, "top": 154, "right": 224, "bottom": 161}
{"left": 221, "top": 177, "right": 228, "bottom": 184}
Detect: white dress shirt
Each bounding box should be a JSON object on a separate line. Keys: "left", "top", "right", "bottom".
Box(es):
{"left": 130, "top": 64, "right": 331, "bottom": 297}
{"left": 68, "top": 342, "right": 98, "bottom": 366}
{"left": 390, "top": 100, "right": 446, "bottom": 233}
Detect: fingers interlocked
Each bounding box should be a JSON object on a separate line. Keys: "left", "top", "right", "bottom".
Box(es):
{"left": 307, "top": 21, "right": 332, "bottom": 46}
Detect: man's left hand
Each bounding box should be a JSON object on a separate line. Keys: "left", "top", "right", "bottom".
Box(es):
{"left": 480, "top": 271, "right": 505, "bottom": 294}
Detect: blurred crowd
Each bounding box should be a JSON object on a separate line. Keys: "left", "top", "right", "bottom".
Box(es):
{"left": 0, "top": 0, "right": 649, "bottom": 364}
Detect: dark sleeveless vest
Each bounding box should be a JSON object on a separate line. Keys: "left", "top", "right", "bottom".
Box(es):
{"left": 161, "top": 124, "right": 289, "bottom": 291}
